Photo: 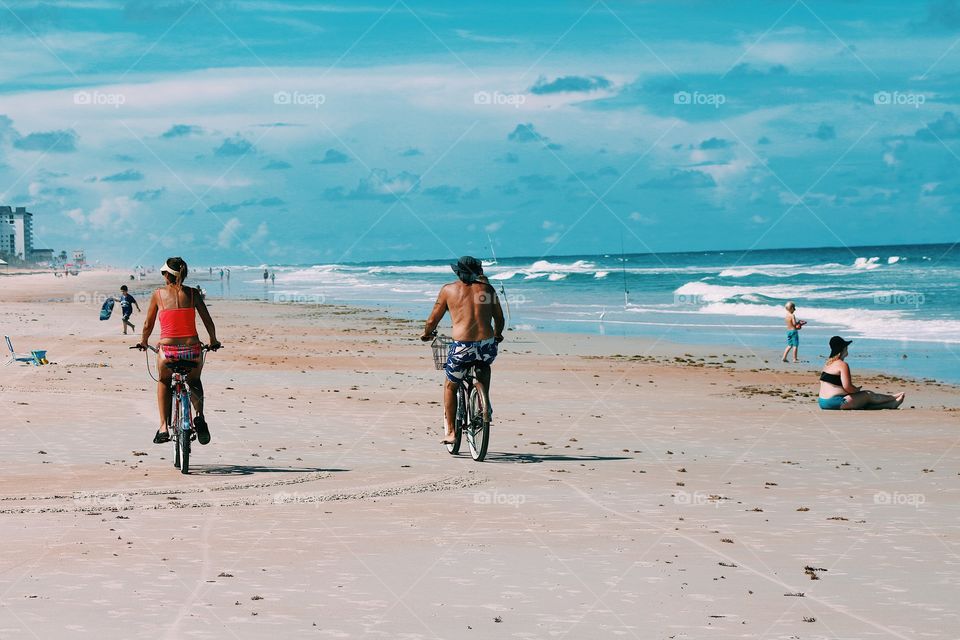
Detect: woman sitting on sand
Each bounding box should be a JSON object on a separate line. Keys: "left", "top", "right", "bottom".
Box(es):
{"left": 136, "top": 257, "right": 221, "bottom": 444}
{"left": 818, "top": 336, "right": 904, "bottom": 410}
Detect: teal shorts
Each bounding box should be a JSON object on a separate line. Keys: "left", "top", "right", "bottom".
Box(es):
{"left": 786, "top": 329, "right": 799, "bottom": 347}
{"left": 818, "top": 396, "right": 846, "bottom": 410}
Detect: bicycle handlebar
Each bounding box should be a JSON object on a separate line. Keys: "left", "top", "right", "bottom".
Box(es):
{"left": 130, "top": 343, "right": 222, "bottom": 353}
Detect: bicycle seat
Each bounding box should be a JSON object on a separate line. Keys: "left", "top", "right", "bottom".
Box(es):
{"left": 167, "top": 360, "right": 197, "bottom": 375}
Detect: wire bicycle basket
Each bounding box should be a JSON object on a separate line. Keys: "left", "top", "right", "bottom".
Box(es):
{"left": 430, "top": 334, "right": 452, "bottom": 370}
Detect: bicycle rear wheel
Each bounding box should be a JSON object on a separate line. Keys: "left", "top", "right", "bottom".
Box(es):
{"left": 445, "top": 389, "right": 463, "bottom": 455}
{"left": 179, "top": 390, "right": 191, "bottom": 475}
{"left": 465, "top": 385, "right": 490, "bottom": 462}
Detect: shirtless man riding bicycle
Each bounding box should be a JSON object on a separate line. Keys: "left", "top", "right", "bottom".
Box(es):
{"left": 421, "top": 256, "right": 505, "bottom": 444}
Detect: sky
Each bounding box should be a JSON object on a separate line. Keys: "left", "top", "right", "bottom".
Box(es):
{"left": 1, "top": 0, "right": 960, "bottom": 266}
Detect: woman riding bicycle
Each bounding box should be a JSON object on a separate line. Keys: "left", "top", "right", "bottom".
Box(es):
{"left": 136, "top": 257, "right": 221, "bottom": 445}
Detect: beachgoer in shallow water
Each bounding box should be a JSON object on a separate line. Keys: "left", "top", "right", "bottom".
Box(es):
{"left": 781, "top": 301, "right": 806, "bottom": 363}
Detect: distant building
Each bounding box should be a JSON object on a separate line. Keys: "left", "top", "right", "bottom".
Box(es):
{"left": 29, "top": 248, "right": 55, "bottom": 264}
{"left": 72, "top": 249, "right": 86, "bottom": 266}
{"left": 0, "top": 206, "right": 33, "bottom": 261}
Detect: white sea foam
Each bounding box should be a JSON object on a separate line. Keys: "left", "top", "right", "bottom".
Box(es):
{"left": 718, "top": 262, "right": 849, "bottom": 278}
{"left": 594, "top": 271, "right": 610, "bottom": 279}
{"left": 854, "top": 256, "right": 882, "bottom": 270}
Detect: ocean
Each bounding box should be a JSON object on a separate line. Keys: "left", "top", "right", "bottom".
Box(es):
{"left": 202, "top": 243, "right": 960, "bottom": 384}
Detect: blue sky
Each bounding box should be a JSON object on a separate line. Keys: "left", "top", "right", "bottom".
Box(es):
{"left": 1, "top": 0, "right": 960, "bottom": 265}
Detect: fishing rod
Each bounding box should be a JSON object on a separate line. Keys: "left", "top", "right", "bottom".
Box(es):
{"left": 620, "top": 234, "right": 629, "bottom": 308}
{"left": 488, "top": 234, "right": 511, "bottom": 328}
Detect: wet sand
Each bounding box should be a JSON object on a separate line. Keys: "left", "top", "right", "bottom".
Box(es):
{"left": 1, "top": 270, "right": 958, "bottom": 638}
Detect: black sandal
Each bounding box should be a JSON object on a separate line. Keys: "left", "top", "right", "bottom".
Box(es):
{"left": 194, "top": 416, "right": 211, "bottom": 445}
{"left": 153, "top": 430, "right": 170, "bottom": 444}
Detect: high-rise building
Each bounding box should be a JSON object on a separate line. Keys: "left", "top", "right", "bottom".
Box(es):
{"left": 0, "top": 206, "right": 33, "bottom": 261}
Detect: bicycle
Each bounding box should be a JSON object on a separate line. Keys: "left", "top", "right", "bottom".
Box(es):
{"left": 428, "top": 333, "right": 491, "bottom": 462}
{"left": 132, "top": 343, "right": 218, "bottom": 474}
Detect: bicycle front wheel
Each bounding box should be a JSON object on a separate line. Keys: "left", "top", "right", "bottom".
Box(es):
{"left": 445, "top": 390, "right": 463, "bottom": 455}
{"left": 466, "top": 385, "right": 490, "bottom": 462}
{"left": 172, "top": 394, "right": 181, "bottom": 469}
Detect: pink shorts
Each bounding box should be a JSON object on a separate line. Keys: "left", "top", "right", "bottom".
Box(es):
{"left": 160, "top": 344, "right": 202, "bottom": 361}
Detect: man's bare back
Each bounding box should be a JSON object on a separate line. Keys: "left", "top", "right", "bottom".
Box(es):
{"left": 423, "top": 280, "right": 504, "bottom": 342}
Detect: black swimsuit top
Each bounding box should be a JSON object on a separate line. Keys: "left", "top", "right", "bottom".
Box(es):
{"left": 820, "top": 371, "right": 843, "bottom": 386}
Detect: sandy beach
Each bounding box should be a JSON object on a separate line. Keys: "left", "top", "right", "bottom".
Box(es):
{"left": 1, "top": 270, "right": 958, "bottom": 639}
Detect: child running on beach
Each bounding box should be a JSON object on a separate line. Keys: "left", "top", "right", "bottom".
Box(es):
{"left": 117, "top": 285, "right": 140, "bottom": 335}
{"left": 781, "top": 301, "right": 806, "bottom": 363}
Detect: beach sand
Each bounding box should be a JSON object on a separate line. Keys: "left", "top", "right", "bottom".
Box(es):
{"left": 1, "top": 270, "right": 958, "bottom": 638}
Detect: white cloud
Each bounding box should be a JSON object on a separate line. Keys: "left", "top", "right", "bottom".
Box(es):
{"left": 66, "top": 208, "right": 85, "bottom": 224}
{"left": 88, "top": 196, "right": 137, "bottom": 229}
{"left": 248, "top": 221, "right": 269, "bottom": 246}
{"left": 217, "top": 217, "right": 243, "bottom": 248}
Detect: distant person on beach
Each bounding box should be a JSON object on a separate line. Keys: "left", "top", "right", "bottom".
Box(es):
{"left": 136, "top": 257, "right": 222, "bottom": 445}
{"left": 421, "top": 256, "right": 505, "bottom": 445}
{"left": 270, "top": 271, "right": 275, "bottom": 285}
{"left": 781, "top": 301, "right": 806, "bottom": 363}
{"left": 219, "top": 268, "right": 224, "bottom": 280}
{"left": 818, "top": 336, "right": 905, "bottom": 410}
{"left": 263, "top": 268, "right": 269, "bottom": 282}
{"left": 116, "top": 285, "right": 140, "bottom": 335}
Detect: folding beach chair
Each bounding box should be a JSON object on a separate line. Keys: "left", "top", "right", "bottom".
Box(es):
{"left": 5, "top": 336, "right": 41, "bottom": 365}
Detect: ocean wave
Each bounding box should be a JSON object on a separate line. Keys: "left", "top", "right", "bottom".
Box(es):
{"left": 674, "top": 281, "right": 920, "bottom": 304}
{"left": 853, "top": 256, "right": 882, "bottom": 270}
{"left": 717, "top": 262, "right": 849, "bottom": 278}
